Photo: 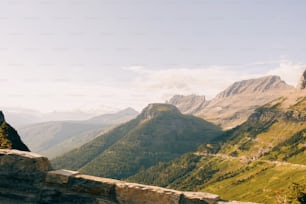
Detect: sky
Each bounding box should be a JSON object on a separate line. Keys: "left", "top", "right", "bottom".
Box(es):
{"left": 0, "top": 0, "right": 305, "bottom": 114}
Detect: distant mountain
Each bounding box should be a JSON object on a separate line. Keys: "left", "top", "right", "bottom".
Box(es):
{"left": 166, "top": 94, "right": 207, "bottom": 114}
{"left": 20, "top": 108, "right": 138, "bottom": 159}
{"left": 87, "top": 108, "right": 138, "bottom": 124}
{"left": 2, "top": 108, "right": 43, "bottom": 128}
{"left": 0, "top": 111, "right": 29, "bottom": 151}
{"left": 129, "top": 94, "right": 306, "bottom": 203}
{"left": 2, "top": 108, "right": 116, "bottom": 128}
{"left": 168, "top": 75, "right": 294, "bottom": 129}
{"left": 52, "top": 103, "right": 222, "bottom": 179}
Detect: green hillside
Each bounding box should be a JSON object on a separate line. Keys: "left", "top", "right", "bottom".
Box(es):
{"left": 20, "top": 108, "right": 138, "bottom": 158}
{"left": 52, "top": 103, "right": 222, "bottom": 179}
{"left": 129, "top": 97, "right": 306, "bottom": 203}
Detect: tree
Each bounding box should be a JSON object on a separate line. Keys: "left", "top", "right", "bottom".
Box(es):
{"left": 287, "top": 183, "right": 306, "bottom": 204}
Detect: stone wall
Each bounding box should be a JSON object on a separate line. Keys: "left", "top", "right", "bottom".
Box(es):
{"left": 0, "top": 149, "right": 255, "bottom": 204}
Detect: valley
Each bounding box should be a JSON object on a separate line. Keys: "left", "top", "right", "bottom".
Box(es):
{"left": 19, "top": 108, "right": 138, "bottom": 158}
{"left": 129, "top": 94, "right": 306, "bottom": 203}
{"left": 1, "top": 2, "right": 305, "bottom": 203}
{"left": 52, "top": 103, "right": 223, "bottom": 179}
{"left": 1, "top": 70, "right": 305, "bottom": 203}
{"left": 50, "top": 70, "right": 306, "bottom": 203}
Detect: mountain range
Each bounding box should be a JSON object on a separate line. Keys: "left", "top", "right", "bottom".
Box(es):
{"left": 1, "top": 70, "right": 305, "bottom": 203}
{"left": 168, "top": 75, "right": 294, "bottom": 129}
{"left": 52, "top": 103, "right": 222, "bottom": 179}
{"left": 19, "top": 108, "right": 138, "bottom": 158}
{"left": 2, "top": 108, "right": 103, "bottom": 128}
{"left": 51, "top": 69, "right": 305, "bottom": 203}
{"left": 15, "top": 74, "right": 297, "bottom": 160}
{"left": 128, "top": 92, "right": 306, "bottom": 203}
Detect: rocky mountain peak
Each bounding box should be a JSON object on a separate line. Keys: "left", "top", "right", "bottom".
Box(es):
{"left": 216, "top": 75, "right": 292, "bottom": 98}
{"left": 167, "top": 94, "right": 207, "bottom": 114}
{"left": 139, "top": 103, "right": 180, "bottom": 120}
{"left": 297, "top": 69, "right": 306, "bottom": 90}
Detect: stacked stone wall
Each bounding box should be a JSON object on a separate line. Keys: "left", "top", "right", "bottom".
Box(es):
{"left": 0, "top": 149, "right": 255, "bottom": 204}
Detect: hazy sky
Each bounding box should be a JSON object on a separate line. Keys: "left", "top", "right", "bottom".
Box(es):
{"left": 0, "top": 0, "right": 305, "bottom": 113}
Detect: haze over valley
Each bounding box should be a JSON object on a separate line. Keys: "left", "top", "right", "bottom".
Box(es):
{"left": 0, "top": 1, "right": 306, "bottom": 203}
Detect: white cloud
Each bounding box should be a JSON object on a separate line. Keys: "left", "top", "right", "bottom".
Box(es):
{"left": 125, "top": 62, "right": 305, "bottom": 107}
{"left": 126, "top": 66, "right": 260, "bottom": 100}
{"left": 265, "top": 61, "right": 305, "bottom": 87}
{"left": 2, "top": 61, "right": 304, "bottom": 114}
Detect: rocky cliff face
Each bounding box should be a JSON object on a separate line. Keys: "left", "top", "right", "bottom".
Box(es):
{"left": 0, "top": 111, "right": 29, "bottom": 151}
{"left": 215, "top": 75, "right": 291, "bottom": 99}
{"left": 0, "top": 111, "right": 4, "bottom": 124}
{"left": 0, "top": 149, "right": 254, "bottom": 204}
{"left": 297, "top": 69, "right": 306, "bottom": 90}
{"left": 167, "top": 95, "right": 207, "bottom": 114}
{"left": 198, "top": 76, "right": 294, "bottom": 129}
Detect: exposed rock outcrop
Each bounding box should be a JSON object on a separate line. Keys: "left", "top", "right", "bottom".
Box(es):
{"left": 0, "top": 111, "right": 4, "bottom": 124}
{"left": 297, "top": 69, "right": 306, "bottom": 90}
{"left": 215, "top": 76, "right": 291, "bottom": 98}
{"left": 0, "top": 149, "right": 255, "bottom": 204}
{"left": 0, "top": 111, "right": 29, "bottom": 151}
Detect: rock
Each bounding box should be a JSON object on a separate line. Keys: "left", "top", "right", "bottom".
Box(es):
{"left": 69, "top": 174, "right": 118, "bottom": 199}
{"left": 38, "top": 188, "right": 97, "bottom": 204}
{"left": 181, "top": 192, "right": 220, "bottom": 204}
{"left": 46, "top": 169, "right": 79, "bottom": 185}
{"left": 297, "top": 69, "right": 306, "bottom": 90}
{"left": 0, "top": 111, "right": 4, "bottom": 124}
{"left": 0, "top": 149, "right": 51, "bottom": 172}
{"left": 0, "top": 111, "right": 30, "bottom": 151}
{"left": 116, "top": 182, "right": 182, "bottom": 204}
{"left": 0, "top": 149, "right": 51, "bottom": 203}
{"left": 0, "top": 149, "right": 257, "bottom": 204}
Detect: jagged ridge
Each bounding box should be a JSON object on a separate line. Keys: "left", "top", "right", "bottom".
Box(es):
{"left": 168, "top": 75, "right": 294, "bottom": 129}
{"left": 215, "top": 75, "right": 291, "bottom": 98}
